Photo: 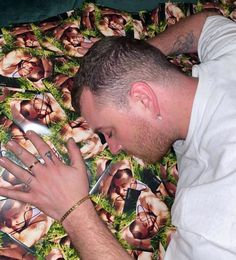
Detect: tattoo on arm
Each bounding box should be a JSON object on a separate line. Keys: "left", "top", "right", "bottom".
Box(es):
{"left": 171, "top": 31, "right": 196, "bottom": 54}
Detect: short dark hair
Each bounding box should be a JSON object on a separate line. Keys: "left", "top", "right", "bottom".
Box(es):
{"left": 72, "top": 36, "right": 178, "bottom": 113}
{"left": 114, "top": 168, "right": 132, "bottom": 180}
{"left": 108, "top": 168, "right": 133, "bottom": 197}
{"left": 129, "top": 220, "right": 146, "bottom": 239}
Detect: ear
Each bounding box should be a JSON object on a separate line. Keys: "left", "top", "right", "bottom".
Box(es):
{"left": 129, "top": 81, "right": 160, "bottom": 117}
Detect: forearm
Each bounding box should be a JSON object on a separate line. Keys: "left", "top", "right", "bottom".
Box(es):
{"left": 62, "top": 199, "right": 132, "bottom": 260}
{"left": 147, "top": 11, "right": 219, "bottom": 55}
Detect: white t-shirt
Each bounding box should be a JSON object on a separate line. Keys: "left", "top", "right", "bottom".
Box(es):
{"left": 165, "top": 16, "right": 236, "bottom": 260}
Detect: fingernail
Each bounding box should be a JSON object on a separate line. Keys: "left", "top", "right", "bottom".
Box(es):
{"left": 68, "top": 137, "right": 75, "bottom": 143}
{"left": 26, "top": 130, "right": 33, "bottom": 136}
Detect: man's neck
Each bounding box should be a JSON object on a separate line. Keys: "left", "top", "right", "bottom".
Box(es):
{"left": 177, "top": 76, "right": 198, "bottom": 140}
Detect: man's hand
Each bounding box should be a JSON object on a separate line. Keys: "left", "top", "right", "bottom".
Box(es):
{"left": 0, "top": 131, "right": 89, "bottom": 221}
{"left": 0, "top": 131, "right": 132, "bottom": 259}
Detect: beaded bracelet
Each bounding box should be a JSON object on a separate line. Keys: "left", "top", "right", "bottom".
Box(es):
{"left": 60, "top": 194, "right": 91, "bottom": 223}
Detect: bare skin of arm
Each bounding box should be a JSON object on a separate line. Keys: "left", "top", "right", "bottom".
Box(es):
{"left": 62, "top": 201, "right": 132, "bottom": 259}
{"left": 147, "top": 11, "right": 219, "bottom": 55}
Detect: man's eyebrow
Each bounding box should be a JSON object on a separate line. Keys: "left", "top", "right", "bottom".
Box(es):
{"left": 93, "top": 127, "right": 102, "bottom": 134}
{"left": 93, "top": 126, "right": 110, "bottom": 134}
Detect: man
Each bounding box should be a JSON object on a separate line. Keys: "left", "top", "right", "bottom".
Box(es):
{"left": 0, "top": 11, "right": 235, "bottom": 260}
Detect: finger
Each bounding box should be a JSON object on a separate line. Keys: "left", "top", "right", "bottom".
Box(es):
{"left": 77, "top": 47, "right": 89, "bottom": 56}
{"left": 90, "top": 37, "right": 100, "bottom": 43}
{"left": 12, "top": 183, "right": 32, "bottom": 191}
{"left": 67, "top": 138, "right": 86, "bottom": 171}
{"left": 0, "top": 157, "right": 35, "bottom": 184}
{"left": 10, "top": 101, "right": 23, "bottom": 123}
{"left": 25, "top": 131, "right": 58, "bottom": 165}
{"left": 0, "top": 187, "right": 32, "bottom": 203}
{"left": 80, "top": 42, "right": 94, "bottom": 49}
{"left": 10, "top": 181, "right": 32, "bottom": 192}
{"left": 6, "top": 140, "right": 37, "bottom": 168}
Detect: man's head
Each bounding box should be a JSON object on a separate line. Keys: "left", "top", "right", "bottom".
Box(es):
{"left": 72, "top": 36, "right": 177, "bottom": 111}
{"left": 72, "top": 36, "right": 182, "bottom": 163}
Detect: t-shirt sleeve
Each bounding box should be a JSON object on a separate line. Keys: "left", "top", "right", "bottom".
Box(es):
{"left": 198, "top": 15, "right": 236, "bottom": 63}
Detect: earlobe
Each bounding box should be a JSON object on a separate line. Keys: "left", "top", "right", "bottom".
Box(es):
{"left": 130, "top": 82, "right": 160, "bottom": 118}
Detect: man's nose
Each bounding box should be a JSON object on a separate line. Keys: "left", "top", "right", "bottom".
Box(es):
{"left": 106, "top": 139, "right": 122, "bottom": 155}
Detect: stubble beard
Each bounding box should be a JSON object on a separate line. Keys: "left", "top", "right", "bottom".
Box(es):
{"left": 130, "top": 117, "right": 175, "bottom": 164}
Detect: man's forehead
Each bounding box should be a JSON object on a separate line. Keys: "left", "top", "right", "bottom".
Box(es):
{"left": 80, "top": 89, "right": 128, "bottom": 131}
{"left": 80, "top": 88, "right": 113, "bottom": 117}
{"left": 79, "top": 89, "right": 107, "bottom": 131}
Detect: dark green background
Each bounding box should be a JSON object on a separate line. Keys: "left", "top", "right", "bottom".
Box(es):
{"left": 0, "top": 0, "right": 197, "bottom": 27}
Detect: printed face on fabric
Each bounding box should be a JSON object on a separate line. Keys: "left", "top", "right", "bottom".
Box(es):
{"left": 133, "top": 211, "right": 158, "bottom": 239}
{"left": 20, "top": 96, "right": 52, "bottom": 121}
{"left": 18, "top": 60, "right": 44, "bottom": 80}
{"left": 80, "top": 88, "right": 174, "bottom": 164}
{"left": 112, "top": 171, "right": 135, "bottom": 199}
{"left": 2, "top": 200, "right": 29, "bottom": 230}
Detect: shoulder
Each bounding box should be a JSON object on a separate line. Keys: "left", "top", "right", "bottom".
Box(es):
{"left": 199, "top": 15, "right": 236, "bottom": 62}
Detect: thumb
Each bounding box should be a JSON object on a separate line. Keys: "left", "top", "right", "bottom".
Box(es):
{"left": 67, "top": 138, "right": 86, "bottom": 171}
